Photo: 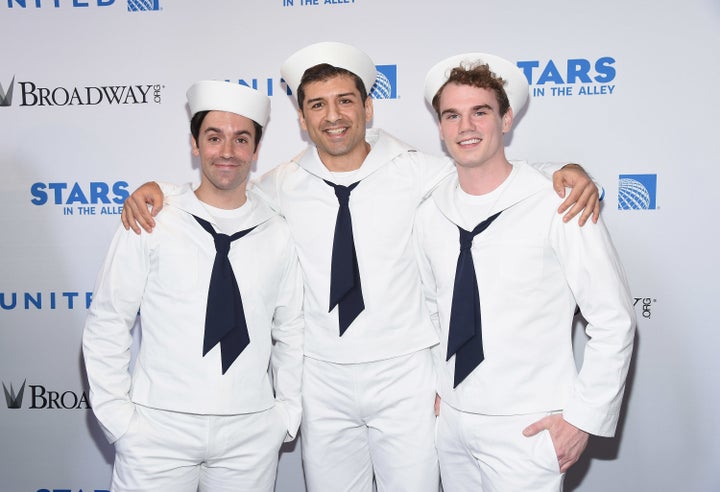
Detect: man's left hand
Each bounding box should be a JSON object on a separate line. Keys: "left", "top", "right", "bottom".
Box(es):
{"left": 552, "top": 163, "right": 601, "bottom": 226}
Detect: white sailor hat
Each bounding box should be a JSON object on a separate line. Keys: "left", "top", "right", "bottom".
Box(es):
{"left": 280, "top": 41, "right": 377, "bottom": 99}
{"left": 424, "top": 53, "right": 529, "bottom": 116}
{"left": 186, "top": 80, "right": 271, "bottom": 127}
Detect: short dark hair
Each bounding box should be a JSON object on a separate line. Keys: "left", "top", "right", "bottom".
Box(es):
{"left": 431, "top": 63, "right": 510, "bottom": 119}
{"left": 296, "top": 63, "right": 369, "bottom": 111}
{"left": 190, "top": 110, "right": 263, "bottom": 149}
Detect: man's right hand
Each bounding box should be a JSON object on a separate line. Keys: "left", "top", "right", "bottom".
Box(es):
{"left": 121, "top": 181, "right": 164, "bottom": 234}
{"left": 522, "top": 413, "right": 589, "bottom": 473}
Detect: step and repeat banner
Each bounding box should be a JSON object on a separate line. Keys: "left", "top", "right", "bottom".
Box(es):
{"left": 1, "top": 1, "right": 718, "bottom": 491}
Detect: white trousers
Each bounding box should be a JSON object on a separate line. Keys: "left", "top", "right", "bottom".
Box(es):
{"left": 436, "top": 401, "right": 564, "bottom": 492}
{"left": 110, "top": 404, "right": 287, "bottom": 492}
{"left": 301, "top": 349, "right": 439, "bottom": 492}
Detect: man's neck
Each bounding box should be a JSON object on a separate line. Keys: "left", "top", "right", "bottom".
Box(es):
{"left": 319, "top": 141, "right": 371, "bottom": 172}
{"left": 194, "top": 184, "right": 248, "bottom": 210}
{"left": 457, "top": 158, "right": 512, "bottom": 196}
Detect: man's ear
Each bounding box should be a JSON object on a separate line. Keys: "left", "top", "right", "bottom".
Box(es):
{"left": 298, "top": 108, "right": 308, "bottom": 132}
{"left": 191, "top": 135, "right": 200, "bottom": 156}
{"left": 364, "top": 96, "right": 374, "bottom": 123}
{"left": 502, "top": 108, "right": 514, "bottom": 134}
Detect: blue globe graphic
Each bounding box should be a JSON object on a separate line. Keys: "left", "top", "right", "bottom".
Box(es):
{"left": 370, "top": 72, "right": 392, "bottom": 99}
{"left": 618, "top": 178, "right": 651, "bottom": 210}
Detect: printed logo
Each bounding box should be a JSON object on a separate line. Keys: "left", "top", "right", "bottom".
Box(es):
{"left": 280, "top": 0, "right": 357, "bottom": 8}
{"left": 370, "top": 65, "right": 397, "bottom": 100}
{"left": 6, "top": 0, "right": 116, "bottom": 9}
{"left": 618, "top": 174, "right": 657, "bottom": 210}
{"left": 37, "top": 489, "right": 109, "bottom": 492}
{"left": 4, "top": 0, "right": 160, "bottom": 10}
{"left": 633, "top": 297, "right": 656, "bottom": 319}
{"left": 0, "top": 78, "right": 163, "bottom": 108}
{"left": 234, "top": 78, "right": 291, "bottom": 97}
{"left": 127, "top": 0, "right": 160, "bottom": 11}
{"left": 517, "top": 57, "right": 616, "bottom": 98}
{"left": 3, "top": 380, "right": 26, "bottom": 409}
{"left": 0, "top": 76, "right": 14, "bottom": 106}
{"left": 30, "top": 181, "right": 129, "bottom": 217}
{"left": 1, "top": 380, "right": 90, "bottom": 410}
{"left": 1, "top": 291, "right": 94, "bottom": 310}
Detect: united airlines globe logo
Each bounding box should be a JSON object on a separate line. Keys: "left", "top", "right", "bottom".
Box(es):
{"left": 371, "top": 72, "right": 393, "bottom": 99}
{"left": 370, "top": 65, "right": 398, "bottom": 100}
{"left": 128, "top": 0, "right": 160, "bottom": 11}
{"left": 618, "top": 174, "right": 657, "bottom": 210}
{"left": 618, "top": 178, "right": 650, "bottom": 209}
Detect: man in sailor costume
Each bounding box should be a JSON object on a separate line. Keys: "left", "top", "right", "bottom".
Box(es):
{"left": 83, "top": 80, "right": 303, "bottom": 492}
{"left": 415, "top": 53, "right": 636, "bottom": 491}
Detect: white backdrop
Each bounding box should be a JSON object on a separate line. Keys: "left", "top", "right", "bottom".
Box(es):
{"left": 1, "top": 1, "right": 719, "bottom": 491}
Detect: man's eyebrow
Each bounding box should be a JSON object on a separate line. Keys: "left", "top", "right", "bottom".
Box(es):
{"left": 440, "top": 103, "right": 493, "bottom": 117}
{"left": 305, "top": 96, "right": 325, "bottom": 106}
{"left": 202, "top": 127, "right": 252, "bottom": 137}
{"left": 306, "top": 92, "right": 357, "bottom": 105}
{"left": 472, "top": 104, "right": 493, "bottom": 112}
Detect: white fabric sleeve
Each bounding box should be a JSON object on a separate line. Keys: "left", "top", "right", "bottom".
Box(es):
{"left": 250, "top": 168, "right": 283, "bottom": 215}
{"left": 269, "top": 241, "right": 304, "bottom": 442}
{"left": 82, "top": 225, "right": 150, "bottom": 443}
{"left": 413, "top": 209, "right": 443, "bottom": 389}
{"left": 550, "top": 214, "right": 636, "bottom": 436}
{"left": 529, "top": 162, "right": 604, "bottom": 200}
{"left": 157, "top": 181, "right": 193, "bottom": 199}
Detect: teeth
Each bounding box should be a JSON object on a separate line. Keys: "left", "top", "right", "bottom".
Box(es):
{"left": 326, "top": 128, "right": 346, "bottom": 135}
{"left": 459, "top": 138, "right": 481, "bottom": 146}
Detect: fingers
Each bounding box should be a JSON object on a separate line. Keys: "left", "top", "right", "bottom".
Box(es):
{"left": 121, "top": 195, "right": 155, "bottom": 234}
{"left": 545, "top": 417, "right": 589, "bottom": 473}
{"left": 574, "top": 185, "right": 599, "bottom": 226}
{"left": 591, "top": 195, "right": 601, "bottom": 224}
{"left": 557, "top": 437, "right": 587, "bottom": 473}
{"left": 559, "top": 458, "right": 577, "bottom": 474}
{"left": 522, "top": 415, "right": 588, "bottom": 472}
{"left": 554, "top": 163, "right": 600, "bottom": 225}
{"left": 557, "top": 184, "right": 585, "bottom": 219}
{"left": 121, "top": 203, "right": 132, "bottom": 232}
{"left": 576, "top": 189, "right": 601, "bottom": 226}
{"left": 121, "top": 198, "right": 142, "bottom": 234}
{"left": 554, "top": 163, "right": 587, "bottom": 199}
{"left": 559, "top": 183, "right": 600, "bottom": 226}
{"left": 556, "top": 444, "right": 576, "bottom": 473}
{"left": 522, "top": 417, "right": 548, "bottom": 437}
{"left": 135, "top": 199, "right": 156, "bottom": 233}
